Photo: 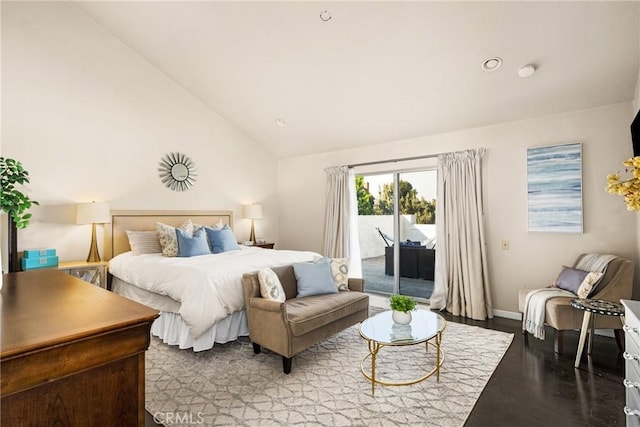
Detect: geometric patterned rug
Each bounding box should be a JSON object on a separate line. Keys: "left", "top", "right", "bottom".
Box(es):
{"left": 145, "top": 310, "right": 513, "bottom": 426}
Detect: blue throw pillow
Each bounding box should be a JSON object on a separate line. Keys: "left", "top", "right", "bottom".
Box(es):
{"left": 204, "top": 225, "right": 240, "bottom": 254}
{"left": 293, "top": 259, "right": 338, "bottom": 298}
{"left": 176, "top": 227, "right": 210, "bottom": 257}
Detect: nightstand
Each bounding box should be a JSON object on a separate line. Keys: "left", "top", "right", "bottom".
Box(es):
{"left": 57, "top": 261, "right": 108, "bottom": 289}
{"left": 255, "top": 243, "right": 275, "bottom": 249}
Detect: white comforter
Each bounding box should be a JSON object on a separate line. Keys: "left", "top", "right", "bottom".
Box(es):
{"left": 109, "top": 247, "right": 319, "bottom": 339}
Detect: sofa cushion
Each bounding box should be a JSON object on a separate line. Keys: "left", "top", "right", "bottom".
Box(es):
{"left": 270, "top": 265, "right": 298, "bottom": 300}
{"left": 328, "top": 258, "right": 349, "bottom": 291}
{"left": 258, "top": 267, "right": 286, "bottom": 303}
{"left": 293, "top": 260, "right": 338, "bottom": 298}
{"left": 285, "top": 291, "right": 369, "bottom": 337}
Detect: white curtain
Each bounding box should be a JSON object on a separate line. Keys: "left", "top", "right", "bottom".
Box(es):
{"left": 323, "top": 166, "right": 362, "bottom": 278}
{"left": 431, "top": 148, "right": 493, "bottom": 320}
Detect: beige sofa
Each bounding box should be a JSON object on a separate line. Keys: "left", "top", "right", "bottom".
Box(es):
{"left": 518, "top": 254, "right": 634, "bottom": 353}
{"left": 241, "top": 265, "right": 369, "bottom": 374}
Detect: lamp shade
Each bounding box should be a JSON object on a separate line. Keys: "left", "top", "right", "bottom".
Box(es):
{"left": 76, "top": 202, "right": 111, "bottom": 224}
{"left": 243, "top": 204, "right": 263, "bottom": 220}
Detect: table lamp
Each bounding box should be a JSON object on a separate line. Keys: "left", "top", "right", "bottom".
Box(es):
{"left": 76, "top": 201, "right": 111, "bottom": 262}
{"left": 243, "top": 204, "right": 262, "bottom": 245}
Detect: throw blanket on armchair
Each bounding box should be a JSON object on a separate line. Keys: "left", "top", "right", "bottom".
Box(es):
{"left": 522, "top": 253, "right": 618, "bottom": 340}
{"left": 522, "top": 288, "right": 575, "bottom": 339}
{"left": 575, "top": 253, "right": 617, "bottom": 283}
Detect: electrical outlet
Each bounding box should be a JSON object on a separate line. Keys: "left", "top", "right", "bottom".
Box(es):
{"left": 501, "top": 240, "right": 509, "bottom": 250}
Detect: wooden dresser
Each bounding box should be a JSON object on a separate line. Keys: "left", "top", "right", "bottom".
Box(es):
{"left": 1, "top": 269, "right": 159, "bottom": 426}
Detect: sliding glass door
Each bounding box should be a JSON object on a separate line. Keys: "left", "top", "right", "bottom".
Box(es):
{"left": 357, "top": 173, "right": 394, "bottom": 296}
{"left": 396, "top": 170, "right": 436, "bottom": 300}
{"left": 357, "top": 169, "right": 436, "bottom": 301}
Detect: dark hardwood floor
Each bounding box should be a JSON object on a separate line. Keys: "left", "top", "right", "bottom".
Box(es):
{"left": 145, "top": 313, "right": 625, "bottom": 426}
{"left": 444, "top": 313, "right": 626, "bottom": 427}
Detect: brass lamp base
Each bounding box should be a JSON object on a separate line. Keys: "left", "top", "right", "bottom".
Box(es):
{"left": 249, "top": 220, "right": 256, "bottom": 245}
{"left": 86, "top": 223, "right": 102, "bottom": 262}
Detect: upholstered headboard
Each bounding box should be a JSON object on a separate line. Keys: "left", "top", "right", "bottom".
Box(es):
{"left": 105, "top": 210, "right": 233, "bottom": 260}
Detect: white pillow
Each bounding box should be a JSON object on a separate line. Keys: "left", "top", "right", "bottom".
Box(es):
{"left": 193, "top": 219, "right": 225, "bottom": 230}
{"left": 126, "top": 230, "right": 162, "bottom": 255}
{"left": 577, "top": 272, "right": 604, "bottom": 298}
{"left": 328, "top": 258, "right": 350, "bottom": 291}
{"left": 258, "top": 268, "right": 286, "bottom": 302}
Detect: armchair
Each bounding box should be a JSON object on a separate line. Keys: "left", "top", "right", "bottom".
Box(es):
{"left": 518, "top": 254, "right": 634, "bottom": 353}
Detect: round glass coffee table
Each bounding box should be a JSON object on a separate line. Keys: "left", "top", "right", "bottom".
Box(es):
{"left": 359, "top": 309, "right": 446, "bottom": 395}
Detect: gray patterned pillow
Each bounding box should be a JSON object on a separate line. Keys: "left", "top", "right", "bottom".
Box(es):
{"left": 329, "top": 258, "right": 349, "bottom": 291}
{"left": 156, "top": 220, "right": 194, "bottom": 257}
{"left": 258, "top": 268, "right": 286, "bottom": 302}
{"left": 126, "top": 230, "right": 162, "bottom": 255}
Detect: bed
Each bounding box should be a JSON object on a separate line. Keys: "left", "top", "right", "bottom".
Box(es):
{"left": 105, "top": 210, "right": 320, "bottom": 351}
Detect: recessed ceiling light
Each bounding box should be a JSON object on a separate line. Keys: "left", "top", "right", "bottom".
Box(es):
{"left": 481, "top": 57, "right": 502, "bottom": 72}
{"left": 518, "top": 64, "right": 536, "bottom": 78}
{"left": 320, "top": 10, "right": 332, "bottom": 22}
{"left": 275, "top": 118, "right": 287, "bottom": 127}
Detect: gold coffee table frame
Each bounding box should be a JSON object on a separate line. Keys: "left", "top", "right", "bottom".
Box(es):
{"left": 359, "top": 310, "right": 446, "bottom": 395}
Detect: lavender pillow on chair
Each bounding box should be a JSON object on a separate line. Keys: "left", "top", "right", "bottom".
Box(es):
{"left": 554, "top": 266, "right": 602, "bottom": 298}
{"left": 554, "top": 266, "right": 588, "bottom": 294}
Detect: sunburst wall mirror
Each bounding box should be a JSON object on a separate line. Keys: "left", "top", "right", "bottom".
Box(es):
{"left": 158, "top": 152, "right": 197, "bottom": 192}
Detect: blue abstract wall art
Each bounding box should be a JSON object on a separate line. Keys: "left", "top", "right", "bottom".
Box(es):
{"left": 527, "top": 142, "right": 583, "bottom": 233}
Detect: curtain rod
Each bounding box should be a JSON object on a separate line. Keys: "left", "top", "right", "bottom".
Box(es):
{"left": 347, "top": 152, "right": 439, "bottom": 168}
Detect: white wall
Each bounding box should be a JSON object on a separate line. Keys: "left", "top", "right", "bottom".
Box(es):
{"left": 1, "top": 2, "right": 277, "bottom": 266}
{"left": 278, "top": 103, "right": 638, "bottom": 314}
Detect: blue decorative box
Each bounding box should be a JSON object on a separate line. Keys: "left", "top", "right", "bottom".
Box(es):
{"left": 23, "top": 248, "right": 57, "bottom": 258}
{"left": 21, "top": 255, "right": 59, "bottom": 270}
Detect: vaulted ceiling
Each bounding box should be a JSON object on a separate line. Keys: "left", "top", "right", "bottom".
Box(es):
{"left": 74, "top": 1, "right": 639, "bottom": 159}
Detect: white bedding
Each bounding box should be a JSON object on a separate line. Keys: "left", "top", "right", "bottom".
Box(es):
{"left": 109, "top": 246, "right": 319, "bottom": 339}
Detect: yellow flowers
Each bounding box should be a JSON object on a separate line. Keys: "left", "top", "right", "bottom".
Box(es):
{"left": 607, "top": 156, "right": 640, "bottom": 211}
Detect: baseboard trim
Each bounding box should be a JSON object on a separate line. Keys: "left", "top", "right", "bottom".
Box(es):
{"left": 493, "top": 309, "right": 521, "bottom": 320}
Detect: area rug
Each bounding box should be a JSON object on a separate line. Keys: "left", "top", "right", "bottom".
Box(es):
{"left": 145, "top": 313, "right": 513, "bottom": 426}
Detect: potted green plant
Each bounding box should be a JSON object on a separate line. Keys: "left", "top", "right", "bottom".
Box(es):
{"left": 389, "top": 294, "right": 417, "bottom": 324}
{"left": 0, "top": 157, "right": 39, "bottom": 274}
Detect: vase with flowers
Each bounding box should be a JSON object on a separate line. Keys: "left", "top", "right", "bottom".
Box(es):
{"left": 606, "top": 156, "right": 640, "bottom": 211}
